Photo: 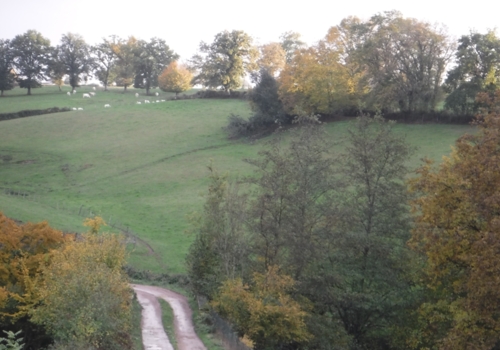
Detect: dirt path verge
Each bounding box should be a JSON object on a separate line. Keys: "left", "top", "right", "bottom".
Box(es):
{"left": 132, "top": 284, "right": 206, "bottom": 350}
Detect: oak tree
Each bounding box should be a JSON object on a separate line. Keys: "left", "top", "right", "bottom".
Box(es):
{"left": 191, "top": 30, "right": 258, "bottom": 93}
{"left": 55, "top": 33, "right": 94, "bottom": 92}
{"left": 92, "top": 38, "right": 118, "bottom": 91}
{"left": 10, "top": 30, "right": 52, "bottom": 95}
{"left": 133, "top": 37, "right": 179, "bottom": 95}
{"left": 111, "top": 36, "right": 139, "bottom": 92}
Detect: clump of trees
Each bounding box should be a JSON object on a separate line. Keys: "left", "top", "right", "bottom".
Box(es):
{"left": 0, "top": 31, "right": 179, "bottom": 96}
{"left": 0, "top": 214, "right": 132, "bottom": 350}
{"left": 188, "top": 115, "right": 416, "bottom": 349}
{"left": 190, "top": 94, "right": 500, "bottom": 348}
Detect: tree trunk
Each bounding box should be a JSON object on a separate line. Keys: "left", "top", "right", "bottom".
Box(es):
{"left": 0, "top": 90, "right": 3, "bottom": 97}
{"left": 124, "top": 85, "right": 127, "bottom": 92}
{"left": 27, "top": 86, "right": 31, "bottom": 95}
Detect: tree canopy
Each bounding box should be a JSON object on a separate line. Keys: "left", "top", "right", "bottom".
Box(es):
{"left": 444, "top": 30, "right": 500, "bottom": 115}
{"left": 191, "top": 30, "right": 258, "bottom": 93}
{"left": 10, "top": 30, "right": 51, "bottom": 95}
{"left": 133, "top": 37, "right": 179, "bottom": 95}
{"left": 55, "top": 33, "right": 93, "bottom": 91}
{"left": 158, "top": 61, "right": 192, "bottom": 96}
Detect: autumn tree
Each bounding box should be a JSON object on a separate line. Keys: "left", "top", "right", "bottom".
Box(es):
{"left": 444, "top": 30, "right": 500, "bottom": 115}
{"left": 10, "top": 30, "right": 52, "bottom": 95}
{"left": 92, "top": 38, "right": 118, "bottom": 91}
{"left": 359, "top": 11, "right": 453, "bottom": 112}
{"left": 111, "top": 36, "right": 139, "bottom": 92}
{"left": 256, "top": 42, "right": 286, "bottom": 77}
{"left": 133, "top": 37, "right": 179, "bottom": 95}
{"left": 0, "top": 213, "right": 70, "bottom": 349}
{"left": 158, "top": 61, "right": 192, "bottom": 97}
{"left": 408, "top": 90, "right": 500, "bottom": 349}
{"left": 191, "top": 30, "right": 258, "bottom": 93}
{"left": 0, "top": 40, "right": 15, "bottom": 97}
{"left": 278, "top": 41, "right": 353, "bottom": 115}
{"left": 279, "top": 31, "right": 305, "bottom": 63}
{"left": 55, "top": 33, "right": 94, "bottom": 92}
{"left": 212, "top": 266, "right": 311, "bottom": 350}
{"left": 30, "top": 217, "right": 132, "bottom": 350}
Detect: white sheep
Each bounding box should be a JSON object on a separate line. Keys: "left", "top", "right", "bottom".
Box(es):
{"left": 83, "top": 93, "right": 90, "bottom": 98}
{"left": 135, "top": 93, "right": 139, "bottom": 98}
{"left": 136, "top": 101, "right": 142, "bottom": 104}
{"left": 144, "top": 100, "right": 150, "bottom": 103}
{"left": 155, "top": 92, "right": 159, "bottom": 96}
{"left": 67, "top": 92, "right": 71, "bottom": 96}
{"left": 93, "top": 86, "right": 96, "bottom": 90}
{"left": 161, "top": 100, "right": 165, "bottom": 102}
{"left": 156, "top": 100, "right": 160, "bottom": 103}
{"left": 89, "top": 92, "right": 95, "bottom": 96}
{"left": 72, "top": 90, "right": 76, "bottom": 94}
{"left": 72, "top": 107, "right": 77, "bottom": 110}
{"left": 104, "top": 104, "right": 110, "bottom": 108}
{"left": 77, "top": 108, "right": 83, "bottom": 110}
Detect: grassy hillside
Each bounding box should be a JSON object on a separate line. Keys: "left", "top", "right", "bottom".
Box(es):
{"left": 0, "top": 86, "right": 476, "bottom": 273}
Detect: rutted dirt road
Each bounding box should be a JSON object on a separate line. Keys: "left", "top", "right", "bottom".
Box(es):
{"left": 132, "top": 284, "right": 207, "bottom": 350}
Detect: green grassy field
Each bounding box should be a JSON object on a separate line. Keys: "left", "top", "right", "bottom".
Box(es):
{"left": 0, "top": 85, "right": 476, "bottom": 274}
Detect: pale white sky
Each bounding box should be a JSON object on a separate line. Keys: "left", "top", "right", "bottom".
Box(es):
{"left": 1, "top": 0, "right": 498, "bottom": 61}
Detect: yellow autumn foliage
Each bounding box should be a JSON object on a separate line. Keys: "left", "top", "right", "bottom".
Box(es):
{"left": 408, "top": 90, "right": 500, "bottom": 349}
{"left": 30, "top": 229, "right": 131, "bottom": 348}
{"left": 212, "top": 266, "right": 311, "bottom": 349}
{"left": 158, "top": 61, "right": 192, "bottom": 96}
{"left": 0, "top": 212, "right": 70, "bottom": 320}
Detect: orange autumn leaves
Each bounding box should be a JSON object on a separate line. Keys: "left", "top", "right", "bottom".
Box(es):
{"left": 0, "top": 213, "right": 70, "bottom": 319}
{"left": 0, "top": 214, "right": 131, "bottom": 349}
{"left": 408, "top": 90, "right": 500, "bottom": 349}
{"left": 158, "top": 61, "right": 192, "bottom": 96}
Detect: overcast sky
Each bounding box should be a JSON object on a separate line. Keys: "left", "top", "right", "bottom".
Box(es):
{"left": 1, "top": 0, "right": 498, "bottom": 61}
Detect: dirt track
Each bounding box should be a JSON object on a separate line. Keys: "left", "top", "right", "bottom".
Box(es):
{"left": 132, "top": 284, "right": 207, "bottom": 350}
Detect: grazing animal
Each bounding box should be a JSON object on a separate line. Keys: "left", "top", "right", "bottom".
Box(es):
{"left": 67, "top": 92, "right": 71, "bottom": 96}
{"left": 136, "top": 101, "right": 142, "bottom": 104}
{"left": 93, "top": 86, "right": 96, "bottom": 90}
{"left": 135, "top": 93, "right": 139, "bottom": 98}
{"left": 72, "top": 90, "right": 76, "bottom": 94}
{"left": 72, "top": 107, "right": 77, "bottom": 110}
{"left": 155, "top": 92, "right": 159, "bottom": 96}
{"left": 161, "top": 100, "right": 165, "bottom": 102}
{"left": 156, "top": 100, "right": 160, "bottom": 103}
{"left": 83, "top": 93, "right": 90, "bottom": 98}
{"left": 104, "top": 104, "right": 110, "bottom": 108}
{"left": 144, "top": 100, "right": 150, "bottom": 103}
{"left": 89, "top": 92, "right": 95, "bottom": 96}
{"left": 77, "top": 108, "right": 83, "bottom": 110}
